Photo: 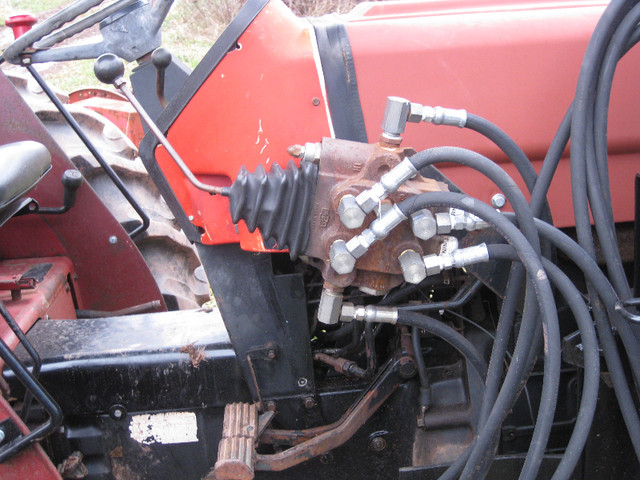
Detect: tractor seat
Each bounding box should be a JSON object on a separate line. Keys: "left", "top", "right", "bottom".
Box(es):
{"left": 0, "top": 141, "right": 51, "bottom": 213}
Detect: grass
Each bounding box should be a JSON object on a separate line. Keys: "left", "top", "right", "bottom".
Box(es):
{"left": 0, "top": 0, "right": 371, "bottom": 92}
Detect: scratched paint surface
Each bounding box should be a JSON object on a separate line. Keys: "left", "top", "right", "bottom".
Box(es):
{"left": 129, "top": 412, "right": 199, "bottom": 444}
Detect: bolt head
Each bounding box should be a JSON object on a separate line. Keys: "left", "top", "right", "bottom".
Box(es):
{"left": 108, "top": 235, "right": 118, "bottom": 245}
{"left": 435, "top": 212, "right": 452, "bottom": 234}
{"left": 338, "top": 195, "right": 366, "bottom": 229}
{"left": 370, "top": 436, "right": 387, "bottom": 452}
{"left": 410, "top": 209, "right": 437, "bottom": 240}
{"left": 330, "top": 240, "right": 356, "bottom": 275}
{"left": 399, "top": 250, "right": 427, "bottom": 284}
{"left": 297, "top": 377, "right": 308, "bottom": 388}
{"left": 491, "top": 193, "right": 507, "bottom": 209}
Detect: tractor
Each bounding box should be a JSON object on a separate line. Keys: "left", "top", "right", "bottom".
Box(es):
{"left": 0, "top": 0, "right": 639, "bottom": 479}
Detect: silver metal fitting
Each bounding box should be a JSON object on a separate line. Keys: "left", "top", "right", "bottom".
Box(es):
{"left": 370, "top": 204, "right": 407, "bottom": 240}
{"left": 346, "top": 232, "right": 375, "bottom": 259}
{"left": 379, "top": 158, "right": 418, "bottom": 193}
{"left": 330, "top": 239, "right": 357, "bottom": 274}
{"left": 356, "top": 183, "right": 386, "bottom": 214}
{"left": 436, "top": 208, "right": 488, "bottom": 234}
{"left": 422, "top": 243, "right": 490, "bottom": 276}
{"left": 340, "top": 303, "right": 398, "bottom": 324}
{"left": 416, "top": 105, "right": 467, "bottom": 128}
{"left": 491, "top": 193, "right": 507, "bottom": 209}
{"left": 317, "top": 287, "right": 343, "bottom": 325}
{"left": 381, "top": 96, "right": 411, "bottom": 136}
{"left": 399, "top": 249, "right": 427, "bottom": 284}
{"left": 338, "top": 194, "right": 367, "bottom": 229}
{"left": 410, "top": 209, "right": 437, "bottom": 240}
{"left": 345, "top": 204, "right": 407, "bottom": 259}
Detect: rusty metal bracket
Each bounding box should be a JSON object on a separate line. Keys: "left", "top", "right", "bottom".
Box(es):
{"left": 245, "top": 342, "right": 279, "bottom": 412}
{"left": 255, "top": 355, "right": 412, "bottom": 471}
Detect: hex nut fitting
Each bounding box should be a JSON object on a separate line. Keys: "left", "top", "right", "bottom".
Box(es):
{"left": 330, "top": 240, "right": 356, "bottom": 274}
{"left": 346, "top": 234, "right": 372, "bottom": 259}
{"left": 435, "top": 212, "right": 452, "bottom": 234}
{"left": 399, "top": 249, "right": 427, "bottom": 284}
{"left": 381, "top": 96, "right": 411, "bottom": 136}
{"left": 410, "top": 209, "right": 437, "bottom": 240}
{"left": 317, "top": 287, "right": 343, "bottom": 325}
{"left": 338, "top": 194, "right": 367, "bottom": 229}
{"left": 423, "top": 253, "right": 443, "bottom": 277}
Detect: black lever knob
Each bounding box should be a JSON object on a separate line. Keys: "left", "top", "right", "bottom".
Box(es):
{"left": 151, "top": 47, "right": 172, "bottom": 71}
{"left": 61, "top": 169, "right": 83, "bottom": 210}
{"left": 94, "top": 53, "right": 125, "bottom": 85}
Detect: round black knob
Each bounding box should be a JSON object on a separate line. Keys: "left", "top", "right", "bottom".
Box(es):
{"left": 94, "top": 53, "right": 125, "bottom": 85}
{"left": 61, "top": 169, "right": 83, "bottom": 189}
{"left": 151, "top": 48, "right": 172, "bottom": 71}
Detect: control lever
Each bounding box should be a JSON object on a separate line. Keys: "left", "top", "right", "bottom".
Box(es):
{"left": 151, "top": 48, "right": 171, "bottom": 109}
{"left": 94, "top": 53, "right": 227, "bottom": 196}
{"left": 34, "top": 170, "right": 84, "bottom": 214}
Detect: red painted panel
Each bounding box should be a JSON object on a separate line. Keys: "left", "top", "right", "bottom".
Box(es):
{"left": 156, "top": 0, "right": 332, "bottom": 249}
{"left": 0, "top": 71, "right": 165, "bottom": 312}
{"left": 346, "top": 0, "right": 640, "bottom": 226}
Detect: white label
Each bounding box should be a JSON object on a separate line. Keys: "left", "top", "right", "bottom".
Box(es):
{"left": 129, "top": 412, "right": 198, "bottom": 445}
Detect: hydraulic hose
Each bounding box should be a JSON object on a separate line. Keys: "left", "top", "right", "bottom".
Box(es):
{"left": 396, "top": 191, "right": 560, "bottom": 480}
{"left": 397, "top": 311, "right": 488, "bottom": 382}
{"left": 486, "top": 244, "right": 600, "bottom": 480}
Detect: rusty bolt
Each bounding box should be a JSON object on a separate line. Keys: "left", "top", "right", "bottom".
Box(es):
{"left": 303, "top": 396, "right": 316, "bottom": 409}
{"left": 370, "top": 436, "right": 387, "bottom": 452}
{"left": 287, "top": 144, "right": 304, "bottom": 158}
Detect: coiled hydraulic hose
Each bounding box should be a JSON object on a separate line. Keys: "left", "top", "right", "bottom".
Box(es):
{"left": 395, "top": 191, "right": 560, "bottom": 480}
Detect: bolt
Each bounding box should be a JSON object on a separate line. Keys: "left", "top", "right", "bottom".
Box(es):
{"left": 312, "top": 97, "right": 321, "bottom": 106}
{"left": 399, "top": 249, "right": 427, "bottom": 284}
{"left": 303, "top": 396, "right": 316, "bottom": 409}
{"left": 113, "top": 408, "right": 123, "bottom": 419}
{"left": 330, "top": 240, "right": 356, "bottom": 275}
{"left": 297, "top": 377, "right": 308, "bottom": 388}
{"left": 287, "top": 144, "right": 304, "bottom": 158}
{"left": 267, "top": 349, "right": 276, "bottom": 360}
{"left": 491, "top": 193, "right": 507, "bottom": 209}
{"left": 188, "top": 215, "right": 194, "bottom": 221}
{"left": 266, "top": 401, "right": 276, "bottom": 412}
{"left": 108, "top": 235, "right": 118, "bottom": 245}
{"left": 370, "top": 436, "right": 387, "bottom": 452}
{"left": 410, "top": 209, "right": 437, "bottom": 240}
{"left": 338, "top": 194, "right": 366, "bottom": 229}
{"left": 0, "top": 428, "right": 5, "bottom": 443}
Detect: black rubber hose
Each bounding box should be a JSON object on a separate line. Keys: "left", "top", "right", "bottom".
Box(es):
{"left": 396, "top": 191, "right": 560, "bottom": 480}
{"left": 412, "top": 326, "right": 432, "bottom": 410}
{"left": 503, "top": 213, "right": 640, "bottom": 459}
{"left": 408, "top": 146, "right": 541, "bottom": 255}
{"left": 486, "top": 244, "right": 600, "bottom": 480}
{"left": 465, "top": 113, "right": 553, "bottom": 225}
{"left": 397, "top": 311, "right": 488, "bottom": 382}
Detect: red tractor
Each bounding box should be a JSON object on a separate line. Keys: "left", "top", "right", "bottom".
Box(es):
{"left": 0, "top": 0, "right": 640, "bottom": 479}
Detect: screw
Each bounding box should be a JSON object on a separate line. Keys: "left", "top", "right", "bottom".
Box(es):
{"left": 108, "top": 235, "right": 118, "bottom": 245}
{"left": 297, "top": 377, "right": 308, "bottom": 388}
{"left": 0, "top": 428, "right": 5, "bottom": 443}
{"left": 188, "top": 215, "right": 194, "bottom": 221}
{"left": 370, "top": 436, "right": 387, "bottom": 452}
{"left": 303, "top": 396, "right": 316, "bottom": 409}
{"left": 312, "top": 97, "right": 321, "bottom": 106}
{"left": 491, "top": 193, "right": 506, "bottom": 209}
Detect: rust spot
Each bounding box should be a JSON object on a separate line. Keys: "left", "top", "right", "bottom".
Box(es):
{"left": 109, "top": 446, "right": 124, "bottom": 458}
{"left": 180, "top": 344, "right": 206, "bottom": 368}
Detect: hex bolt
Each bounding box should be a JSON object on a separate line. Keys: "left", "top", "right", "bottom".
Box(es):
{"left": 108, "top": 235, "right": 118, "bottom": 245}
{"left": 266, "top": 401, "right": 277, "bottom": 412}
{"left": 370, "top": 436, "right": 387, "bottom": 452}
{"left": 491, "top": 193, "right": 507, "bottom": 209}
{"left": 399, "top": 250, "right": 427, "bottom": 284}
{"left": 338, "top": 194, "right": 367, "bottom": 229}
{"left": 410, "top": 209, "right": 437, "bottom": 240}
{"left": 297, "top": 377, "right": 308, "bottom": 388}
{"left": 303, "top": 396, "right": 316, "bottom": 409}
{"left": 330, "top": 239, "right": 357, "bottom": 274}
